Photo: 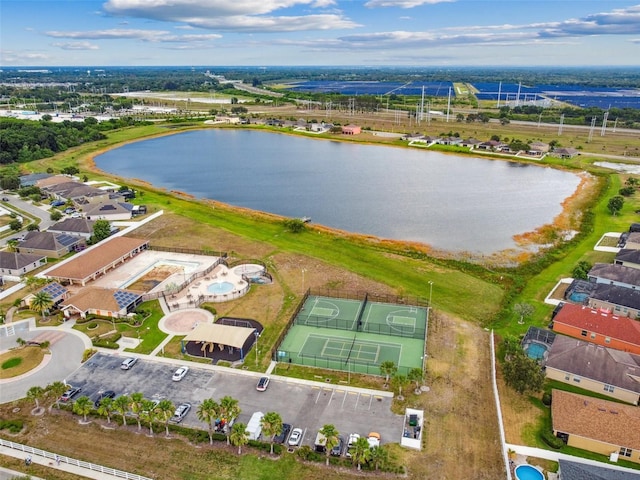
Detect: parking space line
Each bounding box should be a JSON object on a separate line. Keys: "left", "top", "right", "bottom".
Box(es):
{"left": 315, "top": 389, "right": 322, "bottom": 404}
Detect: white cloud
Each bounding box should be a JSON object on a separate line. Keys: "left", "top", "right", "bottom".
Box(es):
{"left": 365, "top": 0, "right": 454, "bottom": 8}
{"left": 0, "top": 50, "right": 50, "bottom": 64}
{"left": 102, "top": 0, "right": 358, "bottom": 32}
{"left": 51, "top": 41, "right": 100, "bottom": 50}
{"left": 539, "top": 5, "right": 640, "bottom": 37}
{"left": 45, "top": 29, "right": 221, "bottom": 43}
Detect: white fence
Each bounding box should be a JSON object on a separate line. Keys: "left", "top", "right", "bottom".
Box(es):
{"left": 0, "top": 438, "right": 154, "bottom": 480}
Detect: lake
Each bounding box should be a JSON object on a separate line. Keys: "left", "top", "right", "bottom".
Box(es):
{"left": 95, "top": 129, "right": 581, "bottom": 255}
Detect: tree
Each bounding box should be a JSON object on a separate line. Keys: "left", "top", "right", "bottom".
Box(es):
{"left": 351, "top": 436, "right": 371, "bottom": 471}
{"left": 113, "top": 394, "right": 131, "bottom": 426}
{"left": 391, "top": 373, "right": 408, "bottom": 400}
{"left": 283, "top": 218, "right": 306, "bottom": 233}
{"left": 503, "top": 350, "right": 545, "bottom": 394}
{"left": 30, "top": 291, "right": 53, "bottom": 322}
{"left": 26, "top": 223, "right": 39, "bottom": 231}
{"left": 572, "top": 260, "right": 592, "bottom": 280}
{"left": 230, "top": 422, "right": 249, "bottom": 454}
{"left": 261, "top": 411, "right": 283, "bottom": 454}
{"left": 47, "top": 381, "right": 67, "bottom": 409}
{"left": 26, "top": 386, "right": 45, "bottom": 410}
{"left": 50, "top": 210, "right": 63, "bottom": 221}
{"left": 319, "top": 424, "right": 339, "bottom": 466}
{"left": 91, "top": 219, "right": 112, "bottom": 243}
{"left": 98, "top": 397, "right": 115, "bottom": 424}
{"left": 608, "top": 195, "right": 624, "bottom": 215}
{"left": 369, "top": 445, "right": 388, "bottom": 471}
{"left": 197, "top": 398, "right": 220, "bottom": 445}
{"left": 129, "top": 392, "right": 145, "bottom": 430}
{"left": 6, "top": 239, "right": 18, "bottom": 252}
{"left": 9, "top": 219, "right": 22, "bottom": 231}
{"left": 219, "top": 396, "right": 241, "bottom": 445}
{"left": 140, "top": 399, "right": 158, "bottom": 435}
{"left": 157, "top": 399, "right": 175, "bottom": 437}
{"left": 408, "top": 368, "right": 423, "bottom": 394}
{"left": 73, "top": 395, "right": 93, "bottom": 422}
{"left": 380, "top": 361, "right": 397, "bottom": 386}
{"left": 513, "top": 302, "right": 535, "bottom": 325}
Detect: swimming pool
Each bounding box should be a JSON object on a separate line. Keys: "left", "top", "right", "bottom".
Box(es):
{"left": 514, "top": 464, "right": 544, "bottom": 480}
{"left": 524, "top": 342, "right": 548, "bottom": 360}
{"left": 207, "top": 281, "right": 235, "bottom": 295}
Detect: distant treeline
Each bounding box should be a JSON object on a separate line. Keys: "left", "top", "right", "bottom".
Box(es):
{"left": 0, "top": 116, "right": 148, "bottom": 164}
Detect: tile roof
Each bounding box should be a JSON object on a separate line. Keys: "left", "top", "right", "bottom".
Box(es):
{"left": 0, "top": 251, "right": 46, "bottom": 270}
{"left": 558, "top": 459, "right": 640, "bottom": 480}
{"left": 590, "top": 283, "right": 640, "bottom": 311}
{"left": 546, "top": 335, "right": 640, "bottom": 394}
{"left": 553, "top": 304, "right": 640, "bottom": 346}
{"left": 552, "top": 389, "right": 640, "bottom": 450}
{"left": 48, "top": 218, "right": 95, "bottom": 235}
{"left": 61, "top": 287, "right": 140, "bottom": 313}
{"left": 589, "top": 263, "right": 640, "bottom": 286}
{"left": 45, "top": 237, "right": 149, "bottom": 282}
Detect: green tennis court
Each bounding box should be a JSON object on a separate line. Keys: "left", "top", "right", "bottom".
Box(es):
{"left": 299, "top": 333, "right": 402, "bottom": 365}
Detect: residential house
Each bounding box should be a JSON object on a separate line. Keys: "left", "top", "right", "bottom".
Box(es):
{"left": 45, "top": 237, "right": 149, "bottom": 286}
{"left": 61, "top": 287, "right": 142, "bottom": 319}
{"left": 341, "top": 124, "right": 361, "bottom": 135}
{"left": 83, "top": 201, "right": 132, "bottom": 221}
{"left": 551, "top": 303, "right": 640, "bottom": 355}
{"left": 477, "top": 140, "right": 507, "bottom": 151}
{"left": 553, "top": 147, "right": 579, "bottom": 159}
{"left": 17, "top": 231, "right": 84, "bottom": 259}
{"left": 558, "top": 458, "right": 640, "bottom": 479}
{"left": 0, "top": 251, "right": 47, "bottom": 276}
{"left": 528, "top": 141, "right": 550, "bottom": 156}
{"left": 43, "top": 181, "right": 110, "bottom": 205}
{"left": 24, "top": 282, "right": 68, "bottom": 310}
{"left": 460, "top": 138, "right": 482, "bottom": 148}
{"left": 615, "top": 249, "right": 640, "bottom": 270}
{"left": 437, "top": 136, "right": 462, "bottom": 146}
{"left": 588, "top": 263, "right": 640, "bottom": 290}
{"left": 545, "top": 335, "right": 640, "bottom": 405}
{"left": 552, "top": 389, "right": 640, "bottom": 464}
{"left": 47, "top": 218, "right": 96, "bottom": 240}
{"left": 625, "top": 232, "right": 640, "bottom": 250}
{"left": 587, "top": 283, "right": 640, "bottom": 319}
{"left": 18, "top": 173, "right": 52, "bottom": 187}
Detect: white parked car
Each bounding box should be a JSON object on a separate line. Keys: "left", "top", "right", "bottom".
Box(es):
{"left": 172, "top": 366, "right": 189, "bottom": 381}
{"left": 288, "top": 427, "right": 303, "bottom": 446}
{"left": 346, "top": 433, "right": 360, "bottom": 457}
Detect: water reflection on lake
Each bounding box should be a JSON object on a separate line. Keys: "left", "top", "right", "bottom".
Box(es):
{"left": 95, "top": 129, "right": 581, "bottom": 255}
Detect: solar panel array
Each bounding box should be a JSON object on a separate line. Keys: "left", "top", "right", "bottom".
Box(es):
{"left": 113, "top": 290, "right": 141, "bottom": 309}
{"left": 41, "top": 282, "right": 67, "bottom": 298}
{"left": 57, "top": 234, "right": 81, "bottom": 248}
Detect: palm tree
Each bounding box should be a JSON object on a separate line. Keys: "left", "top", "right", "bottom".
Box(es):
{"left": 408, "top": 367, "right": 423, "bottom": 394}
{"left": 379, "top": 361, "right": 397, "bottom": 387}
{"left": 26, "top": 386, "right": 45, "bottom": 410}
{"left": 73, "top": 396, "right": 93, "bottom": 423}
{"left": 157, "top": 399, "right": 175, "bottom": 437}
{"left": 351, "top": 436, "right": 372, "bottom": 471}
{"left": 230, "top": 422, "right": 248, "bottom": 454}
{"left": 319, "top": 424, "right": 339, "bottom": 466}
{"left": 129, "top": 392, "right": 144, "bottom": 430}
{"left": 392, "top": 373, "right": 408, "bottom": 401}
{"left": 47, "top": 381, "right": 67, "bottom": 409}
{"left": 30, "top": 290, "right": 53, "bottom": 322}
{"left": 97, "top": 397, "right": 115, "bottom": 424}
{"left": 140, "top": 399, "right": 158, "bottom": 436}
{"left": 260, "top": 411, "right": 283, "bottom": 455}
{"left": 369, "top": 445, "right": 388, "bottom": 471}
{"left": 6, "top": 239, "right": 18, "bottom": 252}
{"left": 113, "top": 394, "right": 131, "bottom": 426}
{"left": 197, "top": 398, "right": 220, "bottom": 445}
{"left": 219, "top": 396, "right": 241, "bottom": 445}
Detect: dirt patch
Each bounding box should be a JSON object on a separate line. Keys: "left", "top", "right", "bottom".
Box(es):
{"left": 163, "top": 310, "right": 213, "bottom": 334}
{"left": 127, "top": 264, "right": 183, "bottom": 292}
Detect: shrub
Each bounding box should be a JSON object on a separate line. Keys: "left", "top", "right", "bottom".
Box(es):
{"left": 541, "top": 430, "right": 565, "bottom": 449}
{"left": 82, "top": 348, "right": 97, "bottom": 362}
{"left": 542, "top": 392, "right": 552, "bottom": 406}
{"left": 0, "top": 419, "right": 24, "bottom": 433}
{"left": 201, "top": 305, "right": 217, "bottom": 316}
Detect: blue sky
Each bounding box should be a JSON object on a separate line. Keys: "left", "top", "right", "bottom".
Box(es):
{"left": 1, "top": 0, "right": 639, "bottom": 66}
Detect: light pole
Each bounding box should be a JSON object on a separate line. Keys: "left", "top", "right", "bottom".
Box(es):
{"left": 428, "top": 281, "right": 433, "bottom": 312}
{"left": 301, "top": 268, "right": 307, "bottom": 293}
{"left": 254, "top": 330, "right": 259, "bottom": 367}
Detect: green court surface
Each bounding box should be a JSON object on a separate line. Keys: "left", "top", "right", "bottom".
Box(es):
{"left": 278, "top": 294, "right": 427, "bottom": 376}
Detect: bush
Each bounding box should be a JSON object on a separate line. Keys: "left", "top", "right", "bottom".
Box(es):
{"left": 541, "top": 430, "right": 565, "bottom": 449}
{"left": 542, "top": 392, "right": 552, "bottom": 406}
{"left": 0, "top": 419, "right": 24, "bottom": 433}
{"left": 82, "top": 348, "right": 97, "bottom": 362}
{"left": 201, "top": 305, "right": 217, "bottom": 316}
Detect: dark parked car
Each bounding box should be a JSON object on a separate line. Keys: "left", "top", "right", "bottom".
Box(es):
{"left": 331, "top": 436, "right": 345, "bottom": 456}
{"left": 50, "top": 199, "right": 66, "bottom": 207}
{"left": 274, "top": 423, "right": 292, "bottom": 444}
{"left": 93, "top": 390, "right": 115, "bottom": 408}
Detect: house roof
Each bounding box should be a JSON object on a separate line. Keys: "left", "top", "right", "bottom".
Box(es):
{"left": 0, "top": 251, "right": 46, "bottom": 270}
{"left": 45, "top": 237, "right": 149, "bottom": 282}
{"left": 588, "top": 263, "right": 640, "bottom": 286}
{"left": 627, "top": 232, "right": 640, "bottom": 244}
{"left": 61, "top": 287, "right": 140, "bottom": 313}
{"left": 590, "top": 282, "right": 640, "bottom": 311}
{"left": 558, "top": 459, "right": 640, "bottom": 480}
{"left": 48, "top": 218, "right": 96, "bottom": 235}
{"left": 552, "top": 389, "right": 640, "bottom": 450}
{"left": 183, "top": 323, "right": 256, "bottom": 349}
{"left": 19, "top": 173, "right": 52, "bottom": 186}
{"left": 84, "top": 201, "right": 131, "bottom": 217}
{"left": 44, "top": 181, "right": 105, "bottom": 200}
{"left": 615, "top": 249, "right": 640, "bottom": 265}
{"left": 546, "top": 335, "right": 640, "bottom": 394}
{"left": 36, "top": 175, "right": 75, "bottom": 188}
{"left": 19, "top": 231, "right": 81, "bottom": 252}
{"left": 552, "top": 304, "right": 640, "bottom": 346}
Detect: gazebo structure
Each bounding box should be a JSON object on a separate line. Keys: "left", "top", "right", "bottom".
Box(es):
{"left": 181, "top": 322, "right": 258, "bottom": 362}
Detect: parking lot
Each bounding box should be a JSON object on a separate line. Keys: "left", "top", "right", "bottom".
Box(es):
{"left": 64, "top": 353, "right": 403, "bottom": 450}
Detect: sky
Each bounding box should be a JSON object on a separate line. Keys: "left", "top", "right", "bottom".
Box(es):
{"left": 1, "top": 0, "right": 640, "bottom": 67}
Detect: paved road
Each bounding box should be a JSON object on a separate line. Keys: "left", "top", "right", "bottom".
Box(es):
{"left": 1, "top": 193, "right": 56, "bottom": 246}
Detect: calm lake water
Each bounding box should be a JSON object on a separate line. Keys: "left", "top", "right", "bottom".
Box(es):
{"left": 95, "top": 129, "right": 581, "bottom": 254}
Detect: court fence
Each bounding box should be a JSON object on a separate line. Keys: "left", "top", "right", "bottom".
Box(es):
{"left": 294, "top": 315, "right": 426, "bottom": 339}
{"left": 275, "top": 349, "right": 414, "bottom": 376}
